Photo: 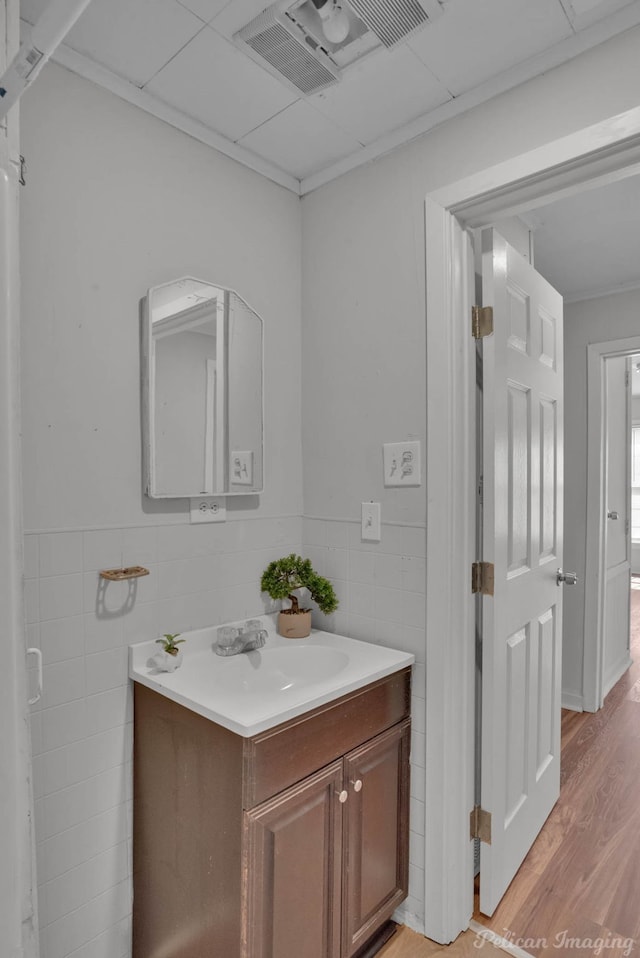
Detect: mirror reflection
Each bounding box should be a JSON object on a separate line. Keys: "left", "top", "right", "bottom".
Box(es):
{"left": 142, "top": 277, "right": 263, "bottom": 497}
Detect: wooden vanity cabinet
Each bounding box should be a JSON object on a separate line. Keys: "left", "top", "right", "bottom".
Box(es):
{"left": 133, "top": 667, "right": 411, "bottom": 958}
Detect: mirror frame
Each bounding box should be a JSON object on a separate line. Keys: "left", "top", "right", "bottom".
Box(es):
{"left": 141, "top": 276, "right": 264, "bottom": 498}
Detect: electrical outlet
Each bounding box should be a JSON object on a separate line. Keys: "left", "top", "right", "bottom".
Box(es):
{"left": 383, "top": 441, "right": 422, "bottom": 487}
{"left": 190, "top": 496, "right": 226, "bottom": 523}
{"left": 362, "top": 501, "right": 381, "bottom": 542}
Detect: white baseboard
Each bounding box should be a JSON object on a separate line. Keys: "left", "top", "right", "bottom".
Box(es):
{"left": 603, "top": 655, "right": 633, "bottom": 700}
{"left": 561, "top": 689, "right": 584, "bottom": 712}
{"left": 469, "top": 919, "right": 536, "bottom": 957}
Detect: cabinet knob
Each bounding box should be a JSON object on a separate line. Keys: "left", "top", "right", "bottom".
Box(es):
{"left": 352, "top": 779, "right": 363, "bottom": 792}
{"left": 337, "top": 790, "right": 348, "bottom": 804}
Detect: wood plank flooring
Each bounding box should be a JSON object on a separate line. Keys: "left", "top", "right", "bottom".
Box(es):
{"left": 379, "top": 925, "right": 510, "bottom": 957}
{"left": 473, "top": 582, "right": 640, "bottom": 957}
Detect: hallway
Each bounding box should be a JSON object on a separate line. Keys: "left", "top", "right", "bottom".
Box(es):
{"left": 473, "top": 578, "right": 640, "bottom": 956}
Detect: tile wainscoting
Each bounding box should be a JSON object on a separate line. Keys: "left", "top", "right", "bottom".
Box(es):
{"left": 302, "top": 517, "right": 427, "bottom": 932}
{"left": 26, "top": 513, "right": 427, "bottom": 956}
{"left": 26, "top": 515, "right": 301, "bottom": 958}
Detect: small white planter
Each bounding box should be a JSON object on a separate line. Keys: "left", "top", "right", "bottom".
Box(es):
{"left": 150, "top": 649, "right": 183, "bottom": 672}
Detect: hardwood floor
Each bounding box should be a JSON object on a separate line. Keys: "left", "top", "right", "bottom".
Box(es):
{"left": 473, "top": 581, "right": 640, "bottom": 957}
{"left": 379, "top": 925, "right": 510, "bottom": 957}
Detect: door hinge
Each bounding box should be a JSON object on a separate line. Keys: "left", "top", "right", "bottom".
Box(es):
{"left": 472, "top": 561, "right": 494, "bottom": 596}
{"left": 472, "top": 306, "right": 493, "bottom": 340}
{"left": 470, "top": 805, "right": 492, "bottom": 844}
{"left": 626, "top": 518, "right": 630, "bottom": 537}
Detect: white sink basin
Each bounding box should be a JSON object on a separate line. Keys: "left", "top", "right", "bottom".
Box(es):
{"left": 129, "top": 614, "right": 414, "bottom": 737}
{"left": 213, "top": 645, "right": 351, "bottom": 694}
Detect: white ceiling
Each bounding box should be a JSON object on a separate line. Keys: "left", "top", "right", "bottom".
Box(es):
{"left": 529, "top": 172, "right": 640, "bottom": 302}
{"left": 19, "top": 0, "right": 640, "bottom": 192}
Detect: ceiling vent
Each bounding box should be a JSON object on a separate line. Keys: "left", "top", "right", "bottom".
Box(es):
{"left": 234, "top": 0, "right": 442, "bottom": 96}
{"left": 347, "top": 0, "right": 442, "bottom": 48}
{"left": 235, "top": 5, "right": 341, "bottom": 96}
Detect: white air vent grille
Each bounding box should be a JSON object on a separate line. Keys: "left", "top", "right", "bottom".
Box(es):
{"left": 236, "top": 8, "right": 340, "bottom": 95}
{"left": 347, "top": 0, "right": 439, "bottom": 47}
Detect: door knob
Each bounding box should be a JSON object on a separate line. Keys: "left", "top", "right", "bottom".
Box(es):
{"left": 352, "top": 779, "right": 363, "bottom": 792}
{"left": 557, "top": 569, "right": 578, "bottom": 586}
{"left": 608, "top": 511, "right": 619, "bottom": 520}
{"left": 337, "top": 790, "right": 348, "bottom": 804}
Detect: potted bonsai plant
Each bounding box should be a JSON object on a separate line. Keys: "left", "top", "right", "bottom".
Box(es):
{"left": 151, "top": 633, "right": 185, "bottom": 672}
{"left": 261, "top": 554, "right": 338, "bottom": 638}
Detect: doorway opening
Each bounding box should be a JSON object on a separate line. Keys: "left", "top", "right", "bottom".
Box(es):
{"left": 423, "top": 107, "right": 640, "bottom": 944}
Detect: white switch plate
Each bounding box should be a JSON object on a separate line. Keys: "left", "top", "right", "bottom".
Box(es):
{"left": 383, "top": 441, "right": 422, "bottom": 487}
{"left": 230, "top": 450, "right": 253, "bottom": 486}
{"left": 190, "top": 496, "right": 226, "bottom": 523}
{"left": 361, "top": 501, "right": 381, "bottom": 541}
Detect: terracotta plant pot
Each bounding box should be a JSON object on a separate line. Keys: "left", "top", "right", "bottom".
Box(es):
{"left": 278, "top": 610, "right": 312, "bottom": 639}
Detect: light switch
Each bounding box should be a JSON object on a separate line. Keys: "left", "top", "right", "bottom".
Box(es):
{"left": 383, "top": 441, "right": 421, "bottom": 487}
{"left": 362, "top": 502, "right": 381, "bottom": 542}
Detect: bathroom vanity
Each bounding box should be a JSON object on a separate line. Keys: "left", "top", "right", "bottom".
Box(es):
{"left": 130, "top": 619, "right": 413, "bottom": 958}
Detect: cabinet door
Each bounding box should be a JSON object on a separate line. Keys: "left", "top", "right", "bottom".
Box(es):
{"left": 243, "top": 760, "right": 343, "bottom": 958}
{"left": 342, "top": 720, "right": 411, "bottom": 958}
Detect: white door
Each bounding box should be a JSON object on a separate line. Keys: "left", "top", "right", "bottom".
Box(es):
{"left": 601, "top": 356, "right": 632, "bottom": 698}
{"left": 479, "top": 229, "right": 565, "bottom": 915}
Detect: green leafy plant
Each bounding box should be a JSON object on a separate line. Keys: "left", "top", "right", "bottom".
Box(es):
{"left": 261, "top": 554, "right": 339, "bottom": 616}
{"left": 155, "top": 633, "right": 185, "bottom": 656}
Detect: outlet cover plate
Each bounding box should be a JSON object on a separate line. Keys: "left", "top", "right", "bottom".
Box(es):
{"left": 383, "top": 441, "right": 421, "bottom": 487}
{"left": 190, "top": 496, "right": 226, "bottom": 523}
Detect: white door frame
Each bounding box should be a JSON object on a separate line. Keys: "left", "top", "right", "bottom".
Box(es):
{"left": 424, "top": 104, "right": 640, "bottom": 944}
{"left": 583, "top": 336, "right": 640, "bottom": 712}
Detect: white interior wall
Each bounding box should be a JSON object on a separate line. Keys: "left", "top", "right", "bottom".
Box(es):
{"left": 563, "top": 288, "right": 640, "bottom": 706}
{"left": 20, "top": 62, "right": 302, "bottom": 958}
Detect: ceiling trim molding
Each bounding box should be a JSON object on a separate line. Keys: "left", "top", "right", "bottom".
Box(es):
{"left": 44, "top": 37, "right": 302, "bottom": 196}
{"left": 564, "top": 276, "right": 640, "bottom": 304}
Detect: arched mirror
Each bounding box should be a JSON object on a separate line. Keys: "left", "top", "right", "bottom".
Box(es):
{"left": 142, "top": 277, "right": 263, "bottom": 497}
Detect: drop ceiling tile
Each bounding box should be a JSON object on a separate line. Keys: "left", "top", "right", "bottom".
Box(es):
{"left": 408, "top": 0, "right": 573, "bottom": 95}
{"left": 310, "top": 46, "right": 452, "bottom": 146}
{"left": 176, "top": 0, "right": 231, "bottom": 23}
{"left": 238, "top": 101, "right": 364, "bottom": 179}
{"left": 146, "top": 26, "right": 298, "bottom": 142}
{"left": 209, "top": 0, "right": 277, "bottom": 39}
{"left": 59, "top": 0, "right": 206, "bottom": 87}
{"left": 20, "top": 0, "right": 47, "bottom": 23}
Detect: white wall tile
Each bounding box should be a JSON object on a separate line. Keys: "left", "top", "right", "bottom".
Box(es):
{"left": 401, "top": 592, "right": 426, "bottom": 632}
{"left": 85, "top": 647, "right": 129, "bottom": 696}
{"left": 41, "top": 658, "right": 85, "bottom": 709}
{"left": 83, "top": 613, "right": 123, "bottom": 655}
{"left": 24, "top": 534, "right": 40, "bottom": 578}
{"left": 40, "top": 574, "right": 83, "bottom": 621}
{"left": 39, "top": 533, "right": 83, "bottom": 577}
{"left": 83, "top": 531, "right": 122, "bottom": 572}
{"left": 40, "top": 616, "right": 84, "bottom": 665}
{"left": 402, "top": 556, "right": 426, "bottom": 594}
{"left": 25, "top": 578, "right": 39, "bottom": 624}
{"left": 348, "top": 550, "right": 375, "bottom": 585}
{"left": 40, "top": 842, "right": 128, "bottom": 928}
{"left": 121, "top": 526, "right": 158, "bottom": 570}
{"left": 374, "top": 553, "right": 403, "bottom": 590}
{"left": 84, "top": 687, "right": 129, "bottom": 737}
{"left": 349, "top": 581, "right": 376, "bottom": 618}
{"left": 42, "top": 700, "right": 87, "bottom": 752}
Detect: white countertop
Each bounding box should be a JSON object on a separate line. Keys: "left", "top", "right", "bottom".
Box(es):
{"left": 129, "top": 614, "right": 414, "bottom": 737}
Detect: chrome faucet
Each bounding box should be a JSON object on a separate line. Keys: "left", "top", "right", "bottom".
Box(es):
{"left": 215, "top": 621, "right": 268, "bottom": 656}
